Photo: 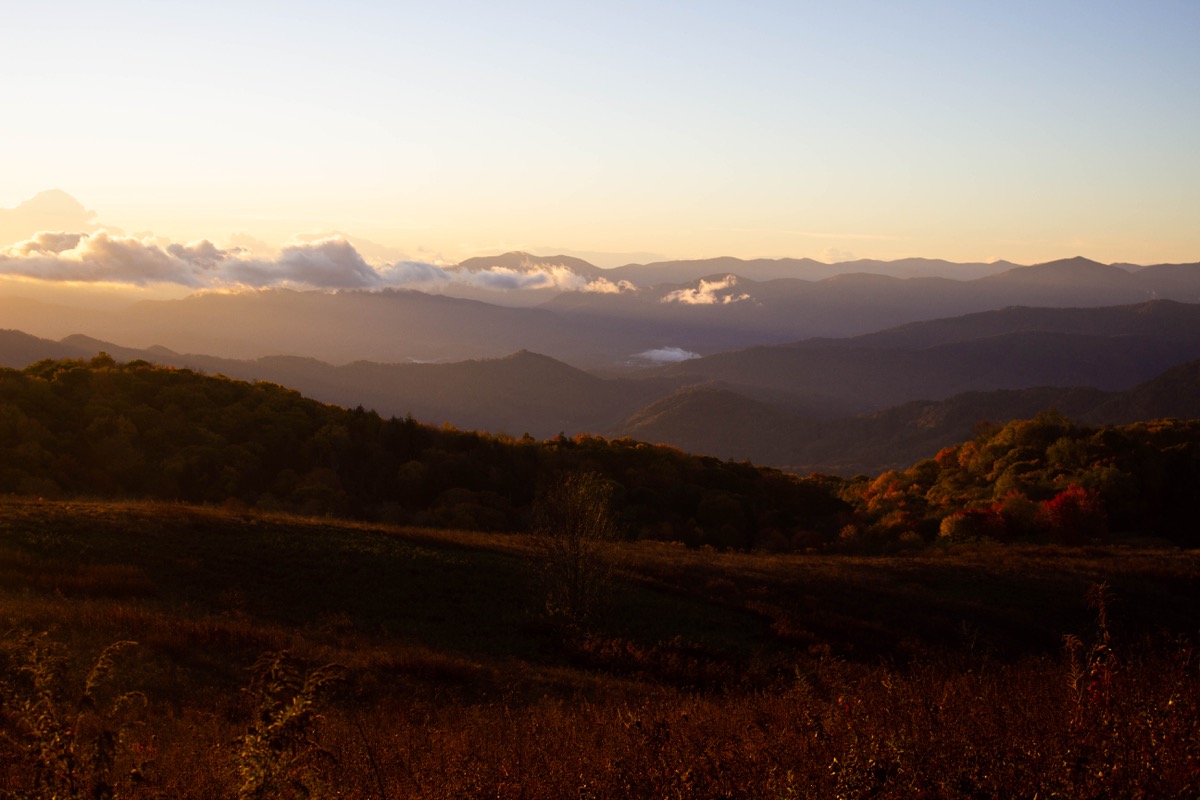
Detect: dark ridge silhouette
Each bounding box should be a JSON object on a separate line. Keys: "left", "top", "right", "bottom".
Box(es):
{"left": 980, "top": 256, "right": 1137, "bottom": 287}
{"left": 0, "top": 329, "right": 94, "bottom": 364}
{"left": 0, "top": 357, "right": 848, "bottom": 548}
{"left": 845, "top": 299, "right": 1200, "bottom": 349}
{"left": 1084, "top": 358, "right": 1200, "bottom": 424}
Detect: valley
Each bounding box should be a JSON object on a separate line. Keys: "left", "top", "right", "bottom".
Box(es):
{"left": 1, "top": 254, "right": 1199, "bottom": 798}
{"left": 8, "top": 5, "right": 1198, "bottom": 794}
{"left": 6, "top": 274, "right": 1200, "bottom": 475}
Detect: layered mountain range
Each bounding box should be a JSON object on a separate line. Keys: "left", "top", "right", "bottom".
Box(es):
{"left": 4, "top": 251, "right": 1200, "bottom": 475}
{"left": 3, "top": 255, "right": 1199, "bottom": 368}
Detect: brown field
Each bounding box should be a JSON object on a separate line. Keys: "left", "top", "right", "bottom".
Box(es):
{"left": 1, "top": 498, "right": 1197, "bottom": 798}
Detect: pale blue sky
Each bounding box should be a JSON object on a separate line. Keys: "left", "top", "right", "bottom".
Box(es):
{"left": 3, "top": 1, "right": 1197, "bottom": 265}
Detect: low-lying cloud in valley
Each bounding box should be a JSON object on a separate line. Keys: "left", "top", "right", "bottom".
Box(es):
{"left": 632, "top": 346, "right": 701, "bottom": 363}
{"left": 457, "top": 264, "right": 587, "bottom": 291}
{"left": 584, "top": 277, "right": 637, "bottom": 294}
{"left": 661, "top": 275, "right": 752, "bottom": 305}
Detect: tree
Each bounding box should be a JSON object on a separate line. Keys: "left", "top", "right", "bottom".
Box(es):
{"left": 1039, "top": 484, "right": 1107, "bottom": 544}
{"left": 531, "top": 471, "right": 618, "bottom": 623}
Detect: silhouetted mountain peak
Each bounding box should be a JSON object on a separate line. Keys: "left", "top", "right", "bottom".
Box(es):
{"left": 481, "top": 349, "right": 602, "bottom": 382}
{"left": 982, "top": 256, "right": 1137, "bottom": 288}
{"left": 59, "top": 333, "right": 111, "bottom": 349}
{"left": 1038, "top": 255, "right": 1107, "bottom": 269}
{"left": 498, "top": 348, "right": 579, "bottom": 368}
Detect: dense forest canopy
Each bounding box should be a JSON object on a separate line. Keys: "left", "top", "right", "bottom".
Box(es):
{"left": 0, "top": 356, "right": 845, "bottom": 550}
{"left": 839, "top": 411, "right": 1200, "bottom": 548}
{"left": 1, "top": 356, "right": 1197, "bottom": 549}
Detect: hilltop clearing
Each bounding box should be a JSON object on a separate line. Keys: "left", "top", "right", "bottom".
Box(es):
{"left": 0, "top": 498, "right": 1197, "bottom": 797}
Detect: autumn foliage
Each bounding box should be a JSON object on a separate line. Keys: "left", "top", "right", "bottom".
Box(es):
{"left": 2, "top": 358, "right": 1199, "bottom": 556}
{"left": 837, "top": 411, "right": 1200, "bottom": 549}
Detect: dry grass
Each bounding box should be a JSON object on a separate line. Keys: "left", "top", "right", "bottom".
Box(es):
{"left": 1, "top": 498, "right": 1197, "bottom": 797}
{"left": 12, "top": 644, "right": 1190, "bottom": 799}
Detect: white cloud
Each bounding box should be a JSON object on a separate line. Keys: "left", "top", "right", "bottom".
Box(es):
{"left": 166, "top": 239, "right": 231, "bottom": 270}
{"left": 633, "top": 346, "right": 700, "bottom": 363}
{"left": 0, "top": 192, "right": 615, "bottom": 295}
{"left": 0, "top": 231, "right": 383, "bottom": 289}
{"left": 8, "top": 231, "right": 85, "bottom": 256}
{"left": 661, "top": 275, "right": 750, "bottom": 305}
{"left": 1, "top": 231, "right": 210, "bottom": 286}
{"left": 293, "top": 231, "right": 415, "bottom": 265}
{"left": 224, "top": 238, "right": 382, "bottom": 289}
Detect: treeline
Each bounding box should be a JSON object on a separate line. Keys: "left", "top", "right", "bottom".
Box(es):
{"left": 3, "top": 357, "right": 1198, "bottom": 550}
{"left": 837, "top": 411, "right": 1200, "bottom": 548}
{"left": 0, "top": 356, "right": 845, "bottom": 549}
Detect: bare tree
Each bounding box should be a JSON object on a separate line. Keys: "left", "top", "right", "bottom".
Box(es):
{"left": 531, "top": 471, "right": 618, "bottom": 623}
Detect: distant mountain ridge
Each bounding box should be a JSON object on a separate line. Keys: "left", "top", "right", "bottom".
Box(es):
{"left": 655, "top": 335, "right": 1200, "bottom": 413}
{"left": 0, "top": 332, "right": 681, "bottom": 439}
{"left": 2, "top": 254, "right": 1198, "bottom": 368}
{"left": 537, "top": 258, "right": 1200, "bottom": 364}
{"left": 3, "top": 299, "right": 1200, "bottom": 476}
{"left": 603, "top": 255, "right": 1021, "bottom": 284}
{"left": 610, "top": 362, "right": 1200, "bottom": 475}
{"left": 463, "top": 251, "right": 1194, "bottom": 292}
{"left": 845, "top": 298, "right": 1200, "bottom": 349}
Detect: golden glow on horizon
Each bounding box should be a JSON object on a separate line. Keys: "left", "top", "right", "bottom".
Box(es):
{"left": 0, "top": 275, "right": 192, "bottom": 307}
{"left": 1, "top": 3, "right": 1196, "bottom": 269}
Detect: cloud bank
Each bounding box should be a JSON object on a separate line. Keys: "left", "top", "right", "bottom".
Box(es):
{"left": 0, "top": 231, "right": 634, "bottom": 294}
{"left": 1, "top": 231, "right": 218, "bottom": 286}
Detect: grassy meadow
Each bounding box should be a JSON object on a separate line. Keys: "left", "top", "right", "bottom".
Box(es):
{"left": 1, "top": 497, "right": 1197, "bottom": 798}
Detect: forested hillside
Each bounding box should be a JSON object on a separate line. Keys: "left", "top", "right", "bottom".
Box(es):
{"left": 2, "top": 357, "right": 1197, "bottom": 551}
{"left": 0, "top": 356, "right": 844, "bottom": 549}
{"left": 839, "top": 411, "right": 1200, "bottom": 548}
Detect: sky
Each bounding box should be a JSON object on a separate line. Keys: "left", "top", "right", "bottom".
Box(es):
{"left": 2, "top": 0, "right": 1199, "bottom": 274}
